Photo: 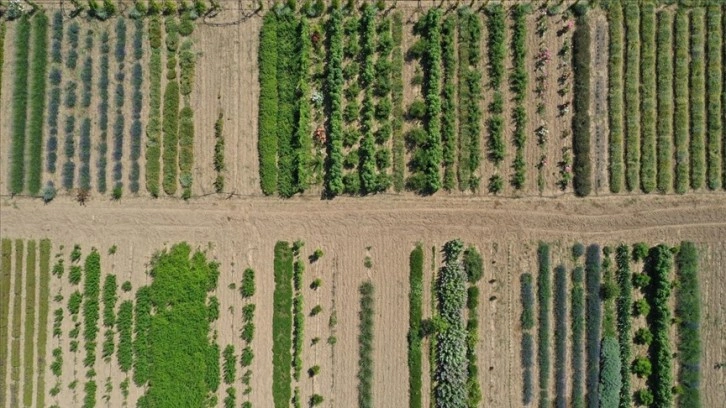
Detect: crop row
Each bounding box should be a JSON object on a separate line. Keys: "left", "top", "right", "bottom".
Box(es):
{"left": 640, "top": 3, "right": 657, "bottom": 193}
{"left": 36, "top": 240, "right": 51, "bottom": 407}
{"left": 9, "top": 15, "right": 31, "bottom": 195}
{"left": 615, "top": 244, "right": 632, "bottom": 407}
{"left": 162, "top": 17, "right": 180, "bottom": 196}
{"left": 656, "top": 11, "right": 674, "bottom": 194}
{"left": 521, "top": 271, "right": 534, "bottom": 405}
{"left": 706, "top": 7, "right": 722, "bottom": 190}
{"left": 486, "top": 5, "right": 505, "bottom": 167}
{"left": 133, "top": 286, "right": 151, "bottom": 385}
{"left": 292, "top": 257, "right": 304, "bottom": 380}
{"left": 572, "top": 15, "right": 591, "bottom": 197}
{"left": 464, "top": 247, "right": 483, "bottom": 406}
{"left": 117, "top": 300, "right": 133, "bottom": 372}
{"left": 96, "top": 31, "right": 110, "bottom": 193}
{"left": 690, "top": 9, "right": 706, "bottom": 190}
{"left": 9, "top": 241, "right": 23, "bottom": 407}
{"left": 275, "top": 14, "right": 299, "bottom": 198}
{"left": 27, "top": 14, "right": 49, "bottom": 195}
{"left": 675, "top": 242, "right": 700, "bottom": 406}
{"left": 358, "top": 281, "right": 375, "bottom": 408}
{"left": 608, "top": 5, "right": 624, "bottom": 193}
{"left": 146, "top": 17, "right": 163, "bottom": 197}
{"left": 130, "top": 19, "right": 145, "bottom": 193}
{"left": 674, "top": 10, "right": 690, "bottom": 194}
{"left": 585, "top": 245, "right": 601, "bottom": 408}
{"left": 435, "top": 240, "right": 467, "bottom": 407}
{"left": 408, "top": 245, "right": 423, "bottom": 408}
{"left": 294, "top": 18, "right": 312, "bottom": 194}
{"left": 536, "top": 243, "right": 551, "bottom": 406}
{"left": 554, "top": 265, "right": 567, "bottom": 407}
{"left": 441, "top": 15, "right": 456, "bottom": 191}
{"left": 2, "top": 239, "right": 15, "bottom": 405}
{"left": 258, "top": 13, "right": 280, "bottom": 196}
{"left": 456, "top": 10, "right": 482, "bottom": 192}
{"left": 101, "top": 275, "right": 117, "bottom": 360}
{"left": 46, "top": 12, "right": 63, "bottom": 175}
{"left": 623, "top": 5, "right": 641, "bottom": 192}
{"left": 82, "top": 250, "right": 101, "bottom": 372}
{"left": 272, "top": 241, "right": 293, "bottom": 407}
{"left": 22, "top": 241, "right": 36, "bottom": 407}
{"left": 510, "top": 5, "right": 528, "bottom": 190}
{"left": 391, "top": 12, "right": 405, "bottom": 192}
{"left": 358, "top": 5, "right": 380, "bottom": 195}
{"left": 646, "top": 245, "right": 674, "bottom": 407}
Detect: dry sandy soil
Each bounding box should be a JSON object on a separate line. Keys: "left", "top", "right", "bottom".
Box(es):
{"left": 1, "top": 192, "right": 726, "bottom": 407}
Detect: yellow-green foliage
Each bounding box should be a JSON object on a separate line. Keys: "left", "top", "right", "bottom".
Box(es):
{"left": 705, "top": 7, "right": 722, "bottom": 190}
{"left": 689, "top": 8, "right": 706, "bottom": 189}
{"left": 656, "top": 11, "right": 674, "bottom": 194}
{"left": 674, "top": 10, "right": 690, "bottom": 194}
{"left": 624, "top": 4, "right": 641, "bottom": 192}
{"left": 640, "top": 3, "right": 657, "bottom": 193}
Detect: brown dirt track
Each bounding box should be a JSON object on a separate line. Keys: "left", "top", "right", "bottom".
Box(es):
{"left": 2, "top": 193, "right": 726, "bottom": 407}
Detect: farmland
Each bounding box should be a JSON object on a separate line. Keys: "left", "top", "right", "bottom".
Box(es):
{"left": 1, "top": 1, "right": 726, "bottom": 408}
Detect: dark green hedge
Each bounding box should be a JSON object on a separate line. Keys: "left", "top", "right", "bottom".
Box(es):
{"left": 258, "top": 13, "right": 279, "bottom": 195}
{"left": 537, "top": 243, "right": 551, "bottom": 407}
{"left": 10, "top": 15, "right": 31, "bottom": 195}
{"left": 272, "top": 241, "right": 293, "bottom": 407}
{"left": 675, "top": 242, "right": 700, "bottom": 407}
{"left": 615, "top": 245, "right": 632, "bottom": 408}
{"left": 408, "top": 245, "right": 423, "bottom": 408}
{"left": 585, "top": 245, "right": 601, "bottom": 408}
{"left": 27, "top": 13, "right": 49, "bottom": 195}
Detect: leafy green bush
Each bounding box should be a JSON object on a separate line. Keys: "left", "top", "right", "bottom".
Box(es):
{"left": 675, "top": 242, "right": 700, "bottom": 407}
{"left": 82, "top": 250, "right": 101, "bottom": 369}
{"left": 690, "top": 8, "right": 706, "bottom": 189}
{"left": 585, "top": 245, "right": 602, "bottom": 407}
{"left": 408, "top": 245, "right": 423, "bottom": 408}
{"left": 572, "top": 15, "right": 592, "bottom": 196}
{"left": 69, "top": 290, "right": 83, "bottom": 315}
{"left": 656, "top": 11, "right": 674, "bottom": 193}
{"left": 222, "top": 345, "right": 236, "bottom": 384}
{"left": 272, "top": 242, "right": 293, "bottom": 407}
{"left": 27, "top": 13, "right": 49, "bottom": 195}
{"left": 624, "top": 5, "right": 641, "bottom": 191}
{"left": 456, "top": 10, "right": 482, "bottom": 191}
{"left": 631, "top": 356, "right": 651, "bottom": 378}
{"left": 358, "top": 281, "right": 375, "bottom": 408}
{"left": 9, "top": 15, "right": 31, "bottom": 195}
{"left": 486, "top": 4, "right": 505, "bottom": 89}
{"left": 639, "top": 3, "right": 657, "bottom": 193}
{"left": 706, "top": 7, "right": 722, "bottom": 190}
{"left": 674, "top": 10, "right": 690, "bottom": 194}
{"left": 634, "top": 388, "right": 653, "bottom": 406}
{"left": 608, "top": 4, "right": 624, "bottom": 193}
{"left": 135, "top": 243, "right": 221, "bottom": 407}
{"left": 70, "top": 265, "right": 82, "bottom": 285}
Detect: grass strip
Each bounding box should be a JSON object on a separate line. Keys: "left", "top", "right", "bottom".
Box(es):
{"left": 272, "top": 241, "right": 293, "bottom": 407}
{"left": 27, "top": 13, "right": 49, "bottom": 195}
{"left": 22, "top": 241, "right": 37, "bottom": 406}
{"left": 10, "top": 16, "right": 31, "bottom": 195}
{"left": 10, "top": 240, "right": 24, "bottom": 407}
{"left": 674, "top": 10, "right": 690, "bottom": 194}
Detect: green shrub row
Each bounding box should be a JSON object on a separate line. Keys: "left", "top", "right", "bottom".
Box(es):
{"left": 258, "top": 13, "right": 279, "bottom": 195}
{"left": 645, "top": 245, "right": 674, "bottom": 407}
{"left": 293, "top": 17, "right": 312, "bottom": 194}
{"left": 179, "top": 39, "right": 195, "bottom": 97}
{"left": 598, "top": 336, "right": 622, "bottom": 408}
{"left": 585, "top": 245, "right": 602, "bottom": 408}
{"left": 435, "top": 239, "right": 467, "bottom": 407}
{"left": 358, "top": 281, "right": 375, "bottom": 408}
{"left": 464, "top": 246, "right": 483, "bottom": 407}
{"left": 391, "top": 12, "right": 405, "bottom": 192}
{"left": 723, "top": 3, "right": 726, "bottom": 191}
{"left": 272, "top": 241, "right": 293, "bottom": 407}
{"left": 608, "top": 4, "right": 624, "bottom": 193}
{"left": 101, "top": 274, "right": 117, "bottom": 360}
{"left": 135, "top": 243, "right": 220, "bottom": 407}
{"left": 486, "top": 5, "right": 505, "bottom": 166}
{"left": 178, "top": 106, "right": 194, "bottom": 198}
{"left": 456, "top": 9, "right": 482, "bottom": 192}
{"left": 408, "top": 245, "right": 423, "bottom": 408}
{"left": 511, "top": 5, "right": 528, "bottom": 190}
{"left": 130, "top": 19, "right": 144, "bottom": 193}
{"left": 146, "top": 17, "right": 163, "bottom": 197}
{"left": 656, "top": 11, "right": 674, "bottom": 194}
{"left": 706, "top": 7, "right": 722, "bottom": 190}
{"left": 536, "top": 243, "right": 551, "bottom": 406}
{"left": 325, "top": 9, "right": 345, "bottom": 196}
{"left": 117, "top": 300, "right": 133, "bottom": 372}
{"left": 9, "top": 15, "right": 31, "bottom": 195}
{"left": 223, "top": 345, "right": 236, "bottom": 384}
{"left": 162, "top": 18, "right": 180, "bottom": 196}
{"left": 22, "top": 241, "right": 36, "bottom": 407}
{"left": 554, "top": 265, "right": 568, "bottom": 407}
{"left": 83, "top": 250, "right": 101, "bottom": 369}
{"left": 640, "top": 3, "right": 657, "bottom": 193}
{"left": 690, "top": 8, "right": 706, "bottom": 189}
{"left": 572, "top": 15, "right": 592, "bottom": 196}
{"left": 615, "top": 245, "right": 632, "bottom": 408}
{"left": 522, "top": 332, "right": 534, "bottom": 405}
{"left": 520, "top": 273, "right": 534, "bottom": 330}
{"left": 292, "top": 294, "right": 304, "bottom": 380}
{"left": 36, "top": 239, "right": 51, "bottom": 407}
{"left": 0, "top": 240, "right": 11, "bottom": 405}
{"left": 10, "top": 240, "right": 23, "bottom": 407}
{"left": 486, "top": 4, "right": 505, "bottom": 89}
{"left": 27, "top": 13, "right": 49, "bottom": 195}
{"left": 674, "top": 10, "right": 690, "bottom": 194}
{"left": 0, "top": 22, "right": 5, "bottom": 101}
{"left": 441, "top": 15, "right": 456, "bottom": 191}
{"left": 214, "top": 112, "right": 225, "bottom": 192}
{"left": 358, "top": 5, "right": 380, "bottom": 195}
{"left": 97, "top": 32, "right": 110, "bottom": 193}
{"left": 675, "top": 242, "right": 701, "bottom": 407}
{"left": 624, "top": 4, "right": 641, "bottom": 192}
{"left": 79, "top": 118, "right": 92, "bottom": 190}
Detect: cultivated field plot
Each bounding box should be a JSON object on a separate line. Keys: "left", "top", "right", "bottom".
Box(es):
{"left": 2, "top": 194, "right": 726, "bottom": 408}
{"left": 1, "top": 1, "right": 726, "bottom": 408}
